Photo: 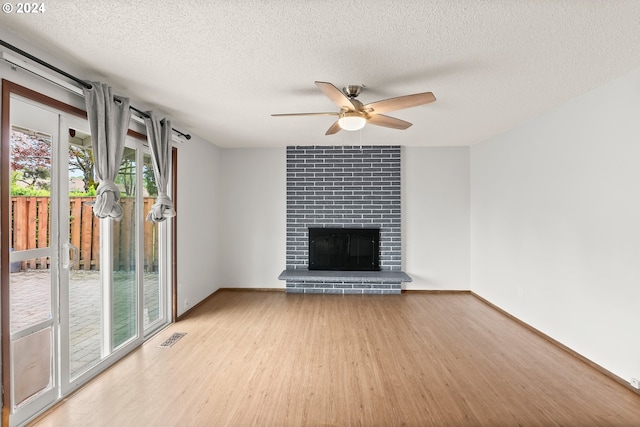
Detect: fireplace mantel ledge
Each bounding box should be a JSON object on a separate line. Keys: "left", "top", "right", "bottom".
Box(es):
{"left": 278, "top": 269, "right": 412, "bottom": 283}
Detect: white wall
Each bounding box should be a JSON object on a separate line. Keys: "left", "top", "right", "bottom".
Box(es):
{"left": 403, "top": 147, "right": 470, "bottom": 290}
{"left": 175, "top": 136, "right": 224, "bottom": 314}
{"left": 470, "top": 67, "right": 640, "bottom": 383}
{"left": 217, "top": 147, "right": 286, "bottom": 288}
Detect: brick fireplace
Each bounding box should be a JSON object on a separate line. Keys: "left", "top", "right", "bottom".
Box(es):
{"left": 280, "top": 145, "right": 410, "bottom": 294}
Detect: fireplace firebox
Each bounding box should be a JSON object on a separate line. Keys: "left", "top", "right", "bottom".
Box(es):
{"left": 308, "top": 228, "right": 380, "bottom": 271}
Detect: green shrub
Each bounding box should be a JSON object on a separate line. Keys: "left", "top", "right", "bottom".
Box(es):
{"left": 10, "top": 186, "right": 50, "bottom": 196}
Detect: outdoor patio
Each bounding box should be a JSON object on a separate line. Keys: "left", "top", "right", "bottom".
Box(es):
{"left": 10, "top": 269, "right": 160, "bottom": 378}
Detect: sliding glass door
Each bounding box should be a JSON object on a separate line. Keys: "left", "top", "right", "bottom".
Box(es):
{"left": 3, "top": 84, "right": 172, "bottom": 426}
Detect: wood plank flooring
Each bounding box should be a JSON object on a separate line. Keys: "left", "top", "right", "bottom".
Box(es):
{"left": 29, "top": 290, "right": 640, "bottom": 427}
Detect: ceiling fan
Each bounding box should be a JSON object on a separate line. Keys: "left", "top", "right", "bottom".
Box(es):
{"left": 272, "top": 81, "right": 436, "bottom": 135}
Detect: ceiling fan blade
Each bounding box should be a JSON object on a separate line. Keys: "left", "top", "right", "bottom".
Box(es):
{"left": 325, "top": 120, "right": 342, "bottom": 135}
{"left": 315, "top": 81, "right": 356, "bottom": 111}
{"left": 271, "top": 112, "right": 339, "bottom": 117}
{"left": 363, "top": 92, "right": 436, "bottom": 114}
{"left": 367, "top": 114, "right": 413, "bottom": 130}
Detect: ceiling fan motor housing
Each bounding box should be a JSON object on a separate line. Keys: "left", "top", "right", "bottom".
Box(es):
{"left": 343, "top": 85, "right": 363, "bottom": 98}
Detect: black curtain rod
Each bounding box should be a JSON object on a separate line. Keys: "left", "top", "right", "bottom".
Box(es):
{"left": 0, "top": 39, "right": 191, "bottom": 140}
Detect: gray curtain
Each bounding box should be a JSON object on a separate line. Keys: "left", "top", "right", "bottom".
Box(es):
{"left": 83, "top": 82, "right": 131, "bottom": 220}
{"left": 144, "top": 111, "right": 175, "bottom": 222}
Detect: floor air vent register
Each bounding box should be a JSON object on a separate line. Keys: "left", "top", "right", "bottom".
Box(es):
{"left": 157, "top": 332, "right": 186, "bottom": 348}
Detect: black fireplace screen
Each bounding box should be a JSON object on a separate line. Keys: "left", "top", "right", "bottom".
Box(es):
{"left": 308, "top": 228, "right": 380, "bottom": 271}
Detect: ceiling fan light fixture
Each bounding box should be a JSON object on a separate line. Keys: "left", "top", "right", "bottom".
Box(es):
{"left": 338, "top": 112, "right": 366, "bottom": 131}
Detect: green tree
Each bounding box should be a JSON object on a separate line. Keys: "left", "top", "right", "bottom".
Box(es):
{"left": 143, "top": 165, "right": 158, "bottom": 196}
{"left": 10, "top": 129, "right": 51, "bottom": 191}
{"left": 69, "top": 144, "right": 96, "bottom": 192}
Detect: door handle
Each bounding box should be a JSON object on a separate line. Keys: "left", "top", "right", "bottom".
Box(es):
{"left": 62, "top": 242, "right": 79, "bottom": 269}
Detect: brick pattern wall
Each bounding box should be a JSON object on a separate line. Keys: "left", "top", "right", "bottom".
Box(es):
{"left": 286, "top": 145, "right": 402, "bottom": 294}
{"left": 285, "top": 280, "right": 402, "bottom": 294}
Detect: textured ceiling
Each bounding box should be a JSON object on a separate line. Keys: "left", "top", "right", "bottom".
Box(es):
{"left": 1, "top": 1, "right": 640, "bottom": 148}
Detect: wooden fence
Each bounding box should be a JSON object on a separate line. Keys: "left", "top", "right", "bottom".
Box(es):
{"left": 11, "top": 196, "right": 159, "bottom": 272}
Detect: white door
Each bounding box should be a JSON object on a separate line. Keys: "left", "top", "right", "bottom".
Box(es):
{"left": 6, "top": 96, "right": 60, "bottom": 427}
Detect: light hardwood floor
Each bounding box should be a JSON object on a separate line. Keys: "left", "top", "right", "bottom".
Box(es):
{"left": 29, "top": 290, "right": 640, "bottom": 427}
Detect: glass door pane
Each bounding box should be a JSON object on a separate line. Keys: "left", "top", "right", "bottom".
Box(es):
{"left": 9, "top": 125, "right": 54, "bottom": 336}
{"left": 10, "top": 258, "right": 51, "bottom": 334}
{"left": 143, "top": 153, "right": 162, "bottom": 331}
{"left": 66, "top": 126, "right": 104, "bottom": 379}
{"left": 113, "top": 146, "right": 137, "bottom": 348}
